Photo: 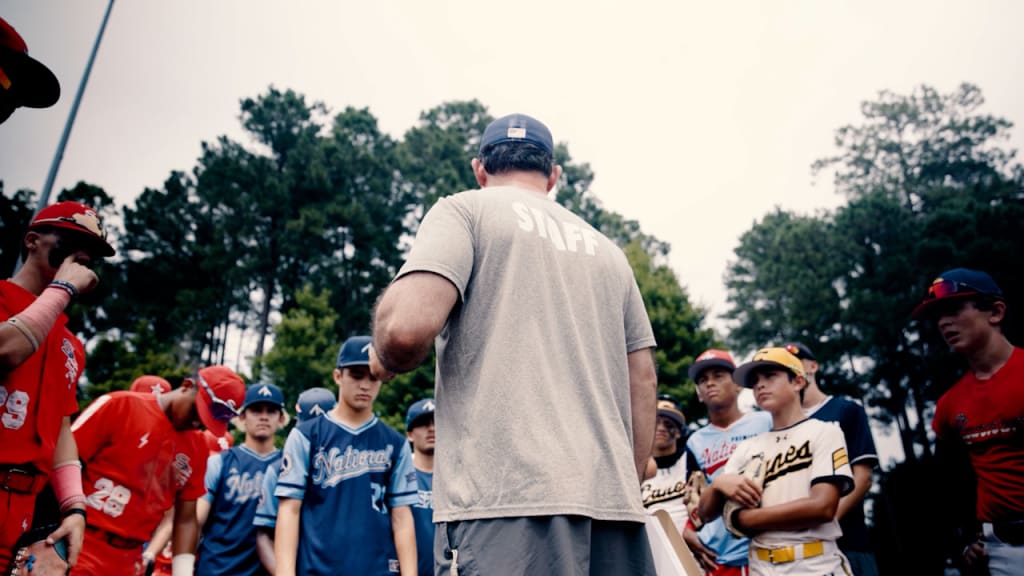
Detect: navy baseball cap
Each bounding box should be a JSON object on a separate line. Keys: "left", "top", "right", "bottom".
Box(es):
{"left": 336, "top": 335, "right": 373, "bottom": 368}
{"left": 913, "top": 268, "right": 1004, "bottom": 319}
{"left": 656, "top": 399, "right": 685, "bottom": 429}
{"left": 781, "top": 342, "right": 816, "bottom": 362}
{"left": 406, "top": 398, "right": 436, "bottom": 430}
{"left": 295, "top": 387, "right": 337, "bottom": 422}
{"left": 688, "top": 349, "right": 737, "bottom": 381}
{"left": 241, "top": 383, "right": 285, "bottom": 411}
{"left": 479, "top": 113, "right": 554, "bottom": 155}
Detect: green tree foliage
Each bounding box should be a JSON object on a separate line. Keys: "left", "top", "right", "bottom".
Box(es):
{"left": 66, "top": 89, "right": 713, "bottom": 429}
{"left": 625, "top": 241, "right": 719, "bottom": 424}
{"left": 0, "top": 182, "right": 35, "bottom": 277}
{"left": 260, "top": 285, "right": 339, "bottom": 404}
{"left": 725, "top": 83, "right": 1024, "bottom": 462}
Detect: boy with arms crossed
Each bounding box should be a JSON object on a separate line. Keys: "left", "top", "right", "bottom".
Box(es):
{"left": 699, "top": 348, "right": 854, "bottom": 576}
{"left": 683, "top": 349, "right": 771, "bottom": 575}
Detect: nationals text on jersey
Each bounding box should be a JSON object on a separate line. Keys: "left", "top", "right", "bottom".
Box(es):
{"left": 312, "top": 445, "right": 394, "bottom": 487}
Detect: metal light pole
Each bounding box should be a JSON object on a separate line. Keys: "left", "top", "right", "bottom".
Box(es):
{"left": 12, "top": 0, "right": 114, "bottom": 276}
{"left": 35, "top": 0, "right": 115, "bottom": 213}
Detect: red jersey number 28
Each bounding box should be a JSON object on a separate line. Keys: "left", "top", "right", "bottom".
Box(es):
{"left": 86, "top": 477, "right": 132, "bottom": 518}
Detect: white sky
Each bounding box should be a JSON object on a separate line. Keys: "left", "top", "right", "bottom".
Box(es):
{"left": 3, "top": 1, "right": 1023, "bottom": 463}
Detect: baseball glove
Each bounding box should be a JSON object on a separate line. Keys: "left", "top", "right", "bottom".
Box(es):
{"left": 684, "top": 470, "right": 707, "bottom": 529}
{"left": 6, "top": 526, "right": 69, "bottom": 576}
{"left": 722, "top": 454, "right": 766, "bottom": 539}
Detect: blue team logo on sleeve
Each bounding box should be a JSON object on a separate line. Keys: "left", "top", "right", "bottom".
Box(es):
{"left": 311, "top": 445, "right": 394, "bottom": 488}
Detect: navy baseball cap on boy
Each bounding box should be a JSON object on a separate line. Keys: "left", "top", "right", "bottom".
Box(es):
{"left": 479, "top": 113, "right": 553, "bottom": 155}
{"left": 241, "top": 383, "right": 285, "bottom": 411}
{"left": 656, "top": 399, "right": 685, "bottom": 429}
{"left": 913, "top": 268, "right": 1005, "bottom": 319}
{"left": 336, "top": 335, "right": 373, "bottom": 368}
{"left": 781, "top": 342, "right": 816, "bottom": 362}
{"left": 406, "top": 398, "right": 436, "bottom": 430}
{"left": 295, "top": 387, "right": 337, "bottom": 422}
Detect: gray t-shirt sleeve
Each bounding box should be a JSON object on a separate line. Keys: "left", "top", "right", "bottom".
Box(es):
{"left": 623, "top": 275, "right": 656, "bottom": 352}
{"left": 397, "top": 196, "right": 474, "bottom": 300}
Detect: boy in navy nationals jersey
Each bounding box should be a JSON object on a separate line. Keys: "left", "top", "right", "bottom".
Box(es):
{"left": 253, "top": 387, "right": 336, "bottom": 574}
{"left": 275, "top": 336, "right": 418, "bottom": 576}
{"left": 195, "top": 383, "right": 288, "bottom": 576}
{"left": 405, "top": 398, "right": 435, "bottom": 576}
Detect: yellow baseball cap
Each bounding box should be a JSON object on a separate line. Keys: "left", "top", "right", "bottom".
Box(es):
{"left": 732, "top": 347, "right": 806, "bottom": 388}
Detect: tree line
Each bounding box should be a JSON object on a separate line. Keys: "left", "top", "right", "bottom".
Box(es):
{"left": 2, "top": 83, "right": 1020, "bottom": 448}
{"left": 0, "top": 89, "right": 715, "bottom": 430}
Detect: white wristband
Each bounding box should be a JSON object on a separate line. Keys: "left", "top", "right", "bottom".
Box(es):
{"left": 171, "top": 553, "right": 195, "bottom": 576}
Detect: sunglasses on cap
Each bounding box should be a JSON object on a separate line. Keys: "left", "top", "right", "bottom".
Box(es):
{"left": 922, "top": 280, "right": 982, "bottom": 302}
{"left": 33, "top": 212, "right": 107, "bottom": 240}
{"left": 199, "top": 374, "right": 240, "bottom": 422}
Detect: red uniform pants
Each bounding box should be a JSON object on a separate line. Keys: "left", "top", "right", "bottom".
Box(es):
{"left": 74, "top": 530, "right": 144, "bottom": 576}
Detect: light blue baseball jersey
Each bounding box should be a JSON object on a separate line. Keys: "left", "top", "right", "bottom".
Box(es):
{"left": 685, "top": 410, "right": 772, "bottom": 566}
{"left": 253, "top": 459, "right": 282, "bottom": 529}
{"left": 410, "top": 469, "right": 434, "bottom": 576}
{"left": 197, "top": 445, "right": 281, "bottom": 576}
{"left": 276, "top": 413, "right": 418, "bottom": 576}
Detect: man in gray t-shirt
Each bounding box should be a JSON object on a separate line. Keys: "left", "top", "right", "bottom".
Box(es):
{"left": 370, "top": 113, "right": 658, "bottom": 576}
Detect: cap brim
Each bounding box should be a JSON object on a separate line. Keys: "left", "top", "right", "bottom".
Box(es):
{"left": 688, "top": 358, "right": 735, "bottom": 381}
{"left": 31, "top": 223, "right": 116, "bottom": 257}
{"left": 732, "top": 360, "right": 783, "bottom": 388}
{"left": 911, "top": 293, "right": 978, "bottom": 320}
{"left": 0, "top": 49, "right": 60, "bottom": 108}
{"left": 656, "top": 410, "right": 684, "bottom": 428}
{"left": 406, "top": 413, "right": 434, "bottom": 430}
{"left": 241, "top": 399, "right": 283, "bottom": 412}
{"left": 197, "top": 393, "right": 228, "bottom": 437}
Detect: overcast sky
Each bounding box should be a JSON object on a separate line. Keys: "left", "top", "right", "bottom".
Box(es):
{"left": 4, "top": 0, "right": 1022, "bottom": 464}
{"left": 4, "top": 1, "right": 1023, "bottom": 332}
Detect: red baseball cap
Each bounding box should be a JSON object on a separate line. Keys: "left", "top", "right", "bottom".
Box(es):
{"left": 0, "top": 17, "right": 60, "bottom": 108}
{"left": 29, "top": 201, "right": 116, "bottom": 257}
{"left": 688, "top": 349, "right": 737, "bottom": 381}
{"left": 129, "top": 375, "right": 171, "bottom": 395}
{"left": 195, "top": 366, "right": 246, "bottom": 437}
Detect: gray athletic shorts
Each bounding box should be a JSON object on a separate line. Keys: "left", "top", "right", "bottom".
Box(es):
{"left": 433, "top": 515, "right": 656, "bottom": 576}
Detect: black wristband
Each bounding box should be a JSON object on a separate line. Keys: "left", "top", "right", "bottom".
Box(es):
{"left": 63, "top": 507, "right": 87, "bottom": 521}
{"left": 49, "top": 280, "right": 79, "bottom": 298}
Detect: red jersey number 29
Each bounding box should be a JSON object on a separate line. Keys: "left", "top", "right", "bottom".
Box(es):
{"left": 0, "top": 385, "right": 30, "bottom": 430}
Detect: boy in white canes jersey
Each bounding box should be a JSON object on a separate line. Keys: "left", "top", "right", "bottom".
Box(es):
{"left": 698, "top": 348, "right": 854, "bottom": 576}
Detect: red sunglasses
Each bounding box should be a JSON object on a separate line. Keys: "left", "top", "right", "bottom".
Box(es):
{"left": 923, "top": 280, "right": 980, "bottom": 302}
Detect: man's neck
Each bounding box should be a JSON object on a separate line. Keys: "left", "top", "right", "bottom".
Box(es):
{"left": 244, "top": 436, "right": 277, "bottom": 456}
{"left": 708, "top": 403, "right": 744, "bottom": 428}
{"left": 413, "top": 450, "right": 434, "bottom": 473}
{"left": 333, "top": 404, "right": 373, "bottom": 428}
{"left": 770, "top": 401, "right": 806, "bottom": 429}
{"left": 967, "top": 334, "right": 1014, "bottom": 379}
{"left": 801, "top": 381, "right": 827, "bottom": 409}
{"left": 10, "top": 261, "right": 49, "bottom": 296}
{"left": 484, "top": 172, "right": 549, "bottom": 194}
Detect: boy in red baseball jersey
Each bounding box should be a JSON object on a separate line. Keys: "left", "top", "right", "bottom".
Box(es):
{"left": 0, "top": 201, "right": 114, "bottom": 569}
{"left": 71, "top": 366, "right": 245, "bottom": 576}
